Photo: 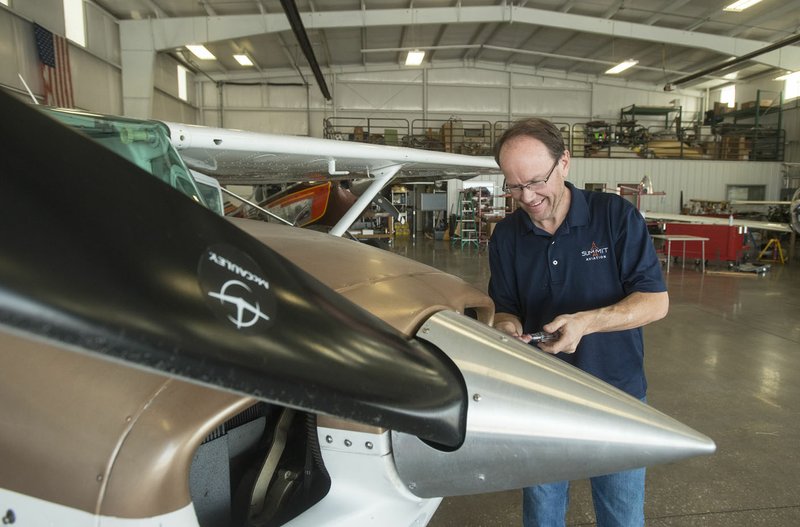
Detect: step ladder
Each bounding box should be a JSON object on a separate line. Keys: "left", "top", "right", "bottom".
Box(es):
{"left": 454, "top": 190, "right": 479, "bottom": 248}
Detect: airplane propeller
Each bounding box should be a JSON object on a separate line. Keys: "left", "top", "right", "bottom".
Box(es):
{"left": 0, "top": 89, "right": 466, "bottom": 447}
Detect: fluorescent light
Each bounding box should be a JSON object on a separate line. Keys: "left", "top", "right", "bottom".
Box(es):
{"left": 723, "top": 0, "right": 762, "bottom": 12}
{"left": 187, "top": 45, "right": 216, "bottom": 60}
{"left": 775, "top": 71, "right": 798, "bottom": 81}
{"left": 234, "top": 54, "right": 253, "bottom": 66}
{"left": 723, "top": 72, "right": 738, "bottom": 80}
{"left": 605, "top": 59, "right": 638, "bottom": 74}
{"left": 405, "top": 49, "right": 425, "bottom": 66}
{"left": 177, "top": 65, "right": 188, "bottom": 101}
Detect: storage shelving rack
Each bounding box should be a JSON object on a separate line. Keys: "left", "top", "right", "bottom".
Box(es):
{"left": 714, "top": 90, "right": 784, "bottom": 161}
{"left": 619, "top": 104, "right": 682, "bottom": 136}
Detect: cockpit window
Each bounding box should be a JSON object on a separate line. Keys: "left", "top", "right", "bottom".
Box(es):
{"left": 41, "top": 108, "right": 209, "bottom": 210}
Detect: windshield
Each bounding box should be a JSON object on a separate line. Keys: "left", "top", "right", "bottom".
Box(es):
{"left": 41, "top": 108, "right": 209, "bottom": 210}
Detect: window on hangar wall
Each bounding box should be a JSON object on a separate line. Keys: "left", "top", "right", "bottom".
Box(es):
{"left": 64, "top": 0, "right": 85, "bottom": 47}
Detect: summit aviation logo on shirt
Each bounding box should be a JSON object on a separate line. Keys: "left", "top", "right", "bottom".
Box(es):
{"left": 581, "top": 241, "right": 609, "bottom": 262}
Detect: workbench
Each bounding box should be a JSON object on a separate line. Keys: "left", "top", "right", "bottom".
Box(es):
{"left": 651, "top": 234, "right": 710, "bottom": 273}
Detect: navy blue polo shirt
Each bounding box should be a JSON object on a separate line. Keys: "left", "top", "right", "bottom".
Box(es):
{"left": 488, "top": 182, "right": 666, "bottom": 398}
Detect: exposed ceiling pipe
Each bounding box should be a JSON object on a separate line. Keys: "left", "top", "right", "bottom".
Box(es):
{"left": 279, "top": 0, "right": 332, "bottom": 101}
{"left": 664, "top": 32, "right": 800, "bottom": 91}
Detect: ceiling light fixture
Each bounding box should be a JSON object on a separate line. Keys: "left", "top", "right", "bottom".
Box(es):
{"left": 234, "top": 54, "right": 253, "bottom": 66}
{"left": 775, "top": 71, "right": 798, "bottom": 81}
{"left": 405, "top": 49, "right": 425, "bottom": 66}
{"left": 605, "top": 59, "right": 638, "bottom": 75}
{"left": 723, "top": 0, "right": 763, "bottom": 12}
{"left": 186, "top": 44, "right": 216, "bottom": 60}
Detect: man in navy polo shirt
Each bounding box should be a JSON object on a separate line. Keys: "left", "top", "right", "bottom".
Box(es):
{"left": 488, "top": 118, "right": 669, "bottom": 527}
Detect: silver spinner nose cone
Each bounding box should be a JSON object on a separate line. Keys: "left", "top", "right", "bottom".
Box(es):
{"left": 394, "top": 311, "right": 715, "bottom": 498}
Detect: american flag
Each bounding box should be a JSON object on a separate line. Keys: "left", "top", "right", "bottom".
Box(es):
{"left": 33, "top": 23, "right": 74, "bottom": 108}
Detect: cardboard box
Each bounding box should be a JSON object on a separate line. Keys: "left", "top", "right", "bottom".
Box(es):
{"left": 740, "top": 99, "right": 773, "bottom": 111}
{"left": 713, "top": 102, "right": 737, "bottom": 114}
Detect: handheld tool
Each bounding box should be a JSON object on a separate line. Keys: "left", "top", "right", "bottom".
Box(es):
{"left": 527, "top": 331, "right": 559, "bottom": 343}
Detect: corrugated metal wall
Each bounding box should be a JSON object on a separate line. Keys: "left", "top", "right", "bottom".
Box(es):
{"left": 568, "top": 159, "right": 782, "bottom": 212}
{"left": 449, "top": 159, "right": 782, "bottom": 218}
{"left": 201, "top": 65, "right": 704, "bottom": 137}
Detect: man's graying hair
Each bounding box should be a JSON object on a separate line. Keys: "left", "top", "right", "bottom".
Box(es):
{"left": 493, "top": 118, "right": 566, "bottom": 165}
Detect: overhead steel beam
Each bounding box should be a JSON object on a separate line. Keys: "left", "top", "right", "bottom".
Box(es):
{"left": 123, "top": 5, "right": 800, "bottom": 71}
{"left": 665, "top": 32, "right": 800, "bottom": 90}
{"left": 279, "top": 0, "right": 331, "bottom": 100}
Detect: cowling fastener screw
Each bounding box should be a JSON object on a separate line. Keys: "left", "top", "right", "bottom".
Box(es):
{"left": 2, "top": 509, "right": 15, "bottom": 525}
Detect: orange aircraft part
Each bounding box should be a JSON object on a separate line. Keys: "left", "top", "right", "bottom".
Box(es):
{"left": 267, "top": 182, "right": 332, "bottom": 227}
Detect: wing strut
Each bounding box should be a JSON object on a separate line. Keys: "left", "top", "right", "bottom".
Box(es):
{"left": 329, "top": 165, "right": 401, "bottom": 237}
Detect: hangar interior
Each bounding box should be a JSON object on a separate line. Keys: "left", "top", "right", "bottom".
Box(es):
{"left": 1, "top": 0, "right": 800, "bottom": 526}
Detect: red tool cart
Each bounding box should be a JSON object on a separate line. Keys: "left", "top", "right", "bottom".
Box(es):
{"left": 663, "top": 223, "right": 748, "bottom": 264}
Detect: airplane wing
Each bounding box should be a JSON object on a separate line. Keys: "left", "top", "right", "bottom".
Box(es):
{"left": 164, "top": 122, "right": 501, "bottom": 185}
{"left": 642, "top": 211, "right": 793, "bottom": 233}
{"left": 731, "top": 200, "right": 791, "bottom": 206}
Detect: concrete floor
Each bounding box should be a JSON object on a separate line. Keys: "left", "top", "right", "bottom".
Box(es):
{"left": 388, "top": 237, "right": 800, "bottom": 527}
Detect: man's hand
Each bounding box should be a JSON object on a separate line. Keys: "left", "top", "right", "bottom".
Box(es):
{"left": 536, "top": 313, "right": 590, "bottom": 354}
{"left": 493, "top": 313, "right": 532, "bottom": 343}
{"left": 534, "top": 291, "right": 669, "bottom": 354}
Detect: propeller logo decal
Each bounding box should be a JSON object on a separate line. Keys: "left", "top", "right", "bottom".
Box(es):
{"left": 208, "top": 279, "right": 271, "bottom": 329}
{"left": 198, "top": 244, "right": 276, "bottom": 333}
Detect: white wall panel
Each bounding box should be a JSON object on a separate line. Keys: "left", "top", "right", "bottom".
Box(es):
{"left": 512, "top": 74, "right": 589, "bottom": 90}
{"left": 85, "top": 2, "right": 119, "bottom": 65}
{"left": 154, "top": 54, "right": 182, "bottom": 103}
{"left": 336, "top": 82, "right": 423, "bottom": 111}
{"left": 223, "top": 84, "right": 264, "bottom": 108}
{"left": 202, "top": 82, "right": 221, "bottom": 108}
{"left": 428, "top": 85, "right": 507, "bottom": 113}
{"left": 201, "top": 109, "right": 221, "bottom": 128}
{"left": 14, "top": 0, "right": 63, "bottom": 37}
{"left": 511, "top": 88, "right": 591, "bottom": 119}
{"left": 428, "top": 67, "right": 508, "bottom": 86}
{"left": 223, "top": 110, "right": 309, "bottom": 135}
{"left": 153, "top": 91, "right": 197, "bottom": 123}
{"left": 266, "top": 85, "right": 313, "bottom": 109}
{"left": 336, "top": 69, "right": 423, "bottom": 84}
{"left": 0, "top": 11, "right": 35, "bottom": 94}
{"left": 71, "top": 47, "right": 122, "bottom": 113}
{"left": 567, "top": 159, "right": 782, "bottom": 213}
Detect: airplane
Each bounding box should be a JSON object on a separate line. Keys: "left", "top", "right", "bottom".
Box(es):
{"left": 0, "top": 89, "right": 714, "bottom": 527}
{"left": 164, "top": 120, "right": 501, "bottom": 238}
{"left": 641, "top": 211, "right": 794, "bottom": 234}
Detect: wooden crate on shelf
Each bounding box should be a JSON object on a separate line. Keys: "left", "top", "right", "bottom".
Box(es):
{"left": 720, "top": 136, "right": 750, "bottom": 160}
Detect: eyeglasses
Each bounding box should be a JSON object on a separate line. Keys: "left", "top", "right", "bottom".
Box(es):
{"left": 503, "top": 155, "right": 561, "bottom": 195}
